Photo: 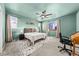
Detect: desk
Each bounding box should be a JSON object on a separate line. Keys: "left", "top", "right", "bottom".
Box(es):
{"left": 71, "top": 32, "right": 79, "bottom": 44}
{"left": 71, "top": 32, "right": 79, "bottom": 56}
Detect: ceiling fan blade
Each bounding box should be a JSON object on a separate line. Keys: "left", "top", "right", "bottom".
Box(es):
{"left": 46, "top": 14, "right": 52, "bottom": 16}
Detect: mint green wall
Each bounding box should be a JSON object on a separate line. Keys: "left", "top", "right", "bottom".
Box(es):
{"left": 13, "top": 21, "right": 39, "bottom": 40}
{"left": 2, "top": 4, "right": 5, "bottom": 49}
{"left": 48, "top": 31, "right": 56, "bottom": 36}
{"left": 76, "top": 11, "right": 79, "bottom": 31}
{"left": 0, "top": 4, "right": 5, "bottom": 52}
{"left": 60, "top": 13, "right": 76, "bottom": 37}
{"left": 17, "top": 17, "right": 39, "bottom": 32}
{"left": 0, "top": 4, "right": 3, "bottom": 51}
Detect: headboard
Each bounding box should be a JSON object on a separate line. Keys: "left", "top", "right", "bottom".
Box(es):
{"left": 24, "top": 28, "right": 36, "bottom": 33}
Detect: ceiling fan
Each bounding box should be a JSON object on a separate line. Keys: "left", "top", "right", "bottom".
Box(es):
{"left": 36, "top": 10, "right": 52, "bottom": 19}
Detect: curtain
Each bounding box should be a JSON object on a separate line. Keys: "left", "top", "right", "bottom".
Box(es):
{"left": 6, "top": 15, "right": 13, "bottom": 42}
{"left": 56, "top": 20, "right": 60, "bottom": 38}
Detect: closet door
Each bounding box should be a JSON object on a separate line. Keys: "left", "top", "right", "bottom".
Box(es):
{"left": 6, "top": 15, "right": 13, "bottom": 42}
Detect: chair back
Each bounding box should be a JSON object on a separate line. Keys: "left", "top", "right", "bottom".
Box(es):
{"left": 59, "top": 33, "right": 63, "bottom": 43}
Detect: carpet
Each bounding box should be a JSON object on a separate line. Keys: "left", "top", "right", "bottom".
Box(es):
{"left": 0, "top": 39, "right": 45, "bottom": 56}
{"left": 0, "top": 37, "right": 70, "bottom": 56}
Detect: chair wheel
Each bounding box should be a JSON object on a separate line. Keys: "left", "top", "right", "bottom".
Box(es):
{"left": 58, "top": 46, "right": 60, "bottom": 48}
{"left": 58, "top": 46, "right": 62, "bottom": 48}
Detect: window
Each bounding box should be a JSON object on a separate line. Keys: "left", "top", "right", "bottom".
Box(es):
{"left": 9, "top": 15, "right": 18, "bottom": 29}
{"left": 48, "top": 21, "right": 57, "bottom": 31}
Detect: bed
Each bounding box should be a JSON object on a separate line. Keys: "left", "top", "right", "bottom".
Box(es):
{"left": 23, "top": 28, "right": 47, "bottom": 45}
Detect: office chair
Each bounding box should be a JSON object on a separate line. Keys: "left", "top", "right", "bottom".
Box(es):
{"left": 58, "top": 33, "right": 73, "bottom": 55}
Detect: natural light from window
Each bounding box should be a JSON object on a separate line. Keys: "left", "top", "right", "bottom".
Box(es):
{"left": 10, "top": 15, "right": 18, "bottom": 29}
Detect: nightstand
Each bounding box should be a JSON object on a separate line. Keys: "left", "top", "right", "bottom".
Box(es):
{"left": 19, "top": 34, "right": 25, "bottom": 40}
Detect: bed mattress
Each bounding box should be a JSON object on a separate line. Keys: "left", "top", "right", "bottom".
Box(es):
{"left": 24, "top": 32, "right": 47, "bottom": 45}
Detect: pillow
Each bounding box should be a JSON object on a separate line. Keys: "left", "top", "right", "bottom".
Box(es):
{"left": 24, "top": 28, "right": 36, "bottom": 33}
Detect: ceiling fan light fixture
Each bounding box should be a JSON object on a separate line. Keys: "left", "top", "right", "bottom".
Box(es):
{"left": 36, "top": 10, "right": 52, "bottom": 19}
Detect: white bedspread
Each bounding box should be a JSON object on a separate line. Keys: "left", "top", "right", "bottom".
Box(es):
{"left": 24, "top": 32, "right": 47, "bottom": 45}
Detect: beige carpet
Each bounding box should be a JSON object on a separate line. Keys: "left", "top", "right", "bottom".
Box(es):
{"left": 30, "top": 37, "right": 69, "bottom": 56}
{"left": 0, "top": 37, "right": 70, "bottom": 56}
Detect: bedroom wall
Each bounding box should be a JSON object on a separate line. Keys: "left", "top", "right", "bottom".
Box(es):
{"left": 76, "top": 11, "right": 79, "bottom": 31}
{"left": 17, "top": 17, "right": 39, "bottom": 32}
{"left": 14, "top": 17, "right": 39, "bottom": 40}
{"left": 0, "top": 4, "right": 5, "bottom": 53}
{"left": 60, "top": 12, "right": 76, "bottom": 37}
